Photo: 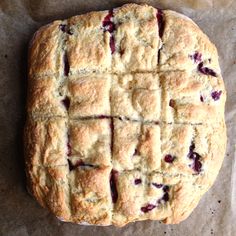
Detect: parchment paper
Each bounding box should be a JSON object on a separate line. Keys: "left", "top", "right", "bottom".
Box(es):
{"left": 0, "top": 0, "right": 235, "bottom": 235}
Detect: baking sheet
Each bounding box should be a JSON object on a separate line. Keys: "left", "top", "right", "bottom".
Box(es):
{"left": 0, "top": 0, "right": 235, "bottom": 235}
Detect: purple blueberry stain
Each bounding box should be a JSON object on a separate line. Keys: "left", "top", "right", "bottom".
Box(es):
{"left": 189, "top": 142, "right": 195, "bottom": 153}
{"left": 102, "top": 10, "right": 114, "bottom": 32}
{"left": 156, "top": 185, "right": 170, "bottom": 204}
{"left": 141, "top": 204, "right": 156, "bottom": 213}
{"left": 59, "top": 24, "right": 73, "bottom": 35}
{"left": 198, "top": 62, "right": 217, "bottom": 77}
{"left": 187, "top": 142, "right": 202, "bottom": 174}
{"left": 162, "top": 192, "right": 169, "bottom": 202}
{"left": 59, "top": 24, "right": 66, "bottom": 32}
{"left": 191, "top": 152, "right": 201, "bottom": 160}
{"left": 164, "top": 154, "right": 175, "bottom": 163}
{"left": 134, "top": 179, "right": 142, "bottom": 185}
{"left": 156, "top": 9, "right": 164, "bottom": 63}
{"left": 190, "top": 52, "right": 202, "bottom": 63}
{"left": 102, "top": 10, "right": 115, "bottom": 54}
{"left": 193, "top": 156, "right": 202, "bottom": 173}
{"left": 110, "top": 35, "right": 115, "bottom": 54}
{"left": 169, "top": 99, "right": 175, "bottom": 108}
{"left": 67, "top": 141, "right": 72, "bottom": 156}
{"left": 152, "top": 183, "right": 163, "bottom": 188}
{"left": 133, "top": 148, "right": 139, "bottom": 156}
{"left": 200, "top": 95, "right": 204, "bottom": 102}
{"left": 189, "top": 52, "right": 217, "bottom": 77}
{"left": 211, "top": 90, "right": 222, "bottom": 101}
{"left": 153, "top": 184, "right": 170, "bottom": 203}
{"left": 163, "top": 185, "right": 170, "bottom": 192}
{"left": 110, "top": 169, "right": 118, "bottom": 203}
{"left": 97, "top": 115, "right": 111, "bottom": 119}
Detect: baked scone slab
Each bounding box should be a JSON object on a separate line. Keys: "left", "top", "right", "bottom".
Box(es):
{"left": 25, "top": 3, "right": 227, "bottom": 228}
{"left": 112, "top": 118, "right": 161, "bottom": 172}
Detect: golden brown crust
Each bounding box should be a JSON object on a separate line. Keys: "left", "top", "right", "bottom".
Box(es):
{"left": 26, "top": 165, "right": 71, "bottom": 221}
{"left": 68, "top": 74, "right": 111, "bottom": 118}
{"left": 160, "top": 71, "right": 226, "bottom": 124}
{"left": 159, "top": 10, "right": 220, "bottom": 74}
{"left": 24, "top": 117, "right": 68, "bottom": 166}
{"left": 25, "top": 3, "right": 227, "bottom": 227}
{"left": 27, "top": 76, "right": 67, "bottom": 117}
{"left": 111, "top": 74, "right": 161, "bottom": 121}
{"left": 67, "top": 11, "right": 112, "bottom": 74}
{"left": 28, "top": 21, "right": 64, "bottom": 78}
{"left": 68, "top": 119, "right": 111, "bottom": 167}
{"left": 112, "top": 4, "right": 160, "bottom": 72}
{"left": 69, "top": 166, "right": 112, "bottom": 225}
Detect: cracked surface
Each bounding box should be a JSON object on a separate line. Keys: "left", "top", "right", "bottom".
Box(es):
{"left": 25, "top": 3, "right": 226, "bottom": 227}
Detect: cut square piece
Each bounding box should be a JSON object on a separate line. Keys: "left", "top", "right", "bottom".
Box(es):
{"left": 68, "top": 74, "right": 111, "bottom": 118}
{"left": 147, "top": 173, "right": 205, "bottom": 225}
{"left": 69, "top": 166, "right": 112, "bottom": 225}
{"left": 24, "top": 117, "right": 68, "bottom": 166}
{"left": 160, "top": 122, "right": 226, "bottom": 177}
{"left": 29, "top": 20, "right": 65, "bottom": 78}
{"left": 160, "top": 71, "right": 226, "bottom": 124}
{"left": 27, "top": 76, "right": 67, "bottom": 117}
{"left": 160, "top": 123, "right": 194, "bottom": 175}
{"left": 112, "top": 4, "right": 160, "bottom": 72}
{"left": 159, "top": 10, "right": 220, "bottom": 75}
{"left": 111, "top": 73, "right": 161, "bottom": 121}
{"left": 112, "top": 118, "right": 161, "bottom": 171}
{"left": 112, "top": 171, "right": 174, "bottom": 226}
{"left": 26, "top": 165, "right": 71, "bottom": 221}
{"left": 67, "top": 11, "right": 112, "bottom": 74}
{"left": 68, "top": 119, "right": 112, "bottom": 167}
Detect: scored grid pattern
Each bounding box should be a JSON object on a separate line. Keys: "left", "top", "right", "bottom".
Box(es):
{"left": 25, "top": 4, "right": 226, "bottom": 226}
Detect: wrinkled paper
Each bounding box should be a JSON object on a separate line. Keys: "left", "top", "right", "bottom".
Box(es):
{"left": 0, "top": 0, "right": 235, "bottom": 235}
